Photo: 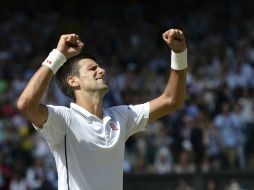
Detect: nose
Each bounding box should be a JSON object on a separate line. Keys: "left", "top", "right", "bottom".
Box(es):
{"left": 98, "top": 67, "right": 105, "bottom": 75}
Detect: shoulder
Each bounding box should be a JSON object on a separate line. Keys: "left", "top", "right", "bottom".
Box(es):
{"left": 47, "top": 104, "right": 71, "bottom": 112}
{"left": 106, "top": 102, "right": 149, "bottom": 117}
{"left": 106, "top": 105, "right": 130, "bottom": 116}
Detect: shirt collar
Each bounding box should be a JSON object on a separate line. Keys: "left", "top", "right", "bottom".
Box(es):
{"left": 70, "top": 103, "right": 94, "bottom": 118}
{"left": 70, "top": 103, "right": 111, "bottom": 123}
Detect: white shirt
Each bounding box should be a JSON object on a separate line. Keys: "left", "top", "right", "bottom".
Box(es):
{"left": 34, "top": 102, "right": 149, "bottom": 190}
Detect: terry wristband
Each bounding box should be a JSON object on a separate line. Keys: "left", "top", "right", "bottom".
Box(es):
{"left": 171, "top": 49, "right": 187, "bottom": 70}
{"left": 42, "top": 49, "right": 67, "bottom": 74}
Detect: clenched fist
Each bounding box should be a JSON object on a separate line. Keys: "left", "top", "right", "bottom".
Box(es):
{"left": 162, "top": 29, "right": 186, "bottom": 53}
{"left": 57, "top": 34, "right": 84, "bottom": 59}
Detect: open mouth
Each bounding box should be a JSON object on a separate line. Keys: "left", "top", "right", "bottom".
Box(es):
{"left": 96, "top": 78, "right": 105, "bottom": 82}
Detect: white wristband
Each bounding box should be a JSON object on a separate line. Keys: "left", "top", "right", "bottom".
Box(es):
{"left": 171, "top": 49, "right": 187, "bottom": 70}
{"left": 42, "top": 49, "right": 67, "bottom": 74}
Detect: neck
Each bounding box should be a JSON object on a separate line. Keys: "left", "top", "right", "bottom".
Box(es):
{"left": 75, "top": 91, "right": 104, "bottom": 119}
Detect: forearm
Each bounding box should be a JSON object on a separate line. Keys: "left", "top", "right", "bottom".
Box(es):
{"left": 162, "top": 68, "right": 187, "bottom": 107}
{"left": 163, "top": 48, "right": 188, "bottom": 107}
{"left": 148, "top": 67, "right": 187, "bottom": 123}
{"left": 17, "top": 66, "right": 53, "bottom": 112}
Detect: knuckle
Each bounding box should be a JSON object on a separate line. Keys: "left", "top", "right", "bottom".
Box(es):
{"left": 61, "top": 34, "right": 68, "bottom": 38}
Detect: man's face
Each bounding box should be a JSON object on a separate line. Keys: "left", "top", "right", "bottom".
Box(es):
{"left": 77, "top": 58, "right": 109, "bottom": 94}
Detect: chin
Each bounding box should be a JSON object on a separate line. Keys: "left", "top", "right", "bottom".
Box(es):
{"left": 99, "top": 84, "right": 109, "bottom": 91}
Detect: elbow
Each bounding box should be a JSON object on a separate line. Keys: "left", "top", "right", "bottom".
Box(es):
{"left": 165, "top": 96, "right": 185, "bottom": 111}
{"left": 16, "top": 97, "right": 32, "bottom": 115}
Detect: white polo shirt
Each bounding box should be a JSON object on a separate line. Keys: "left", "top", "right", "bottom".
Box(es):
{"left": 34, "top": 102, "right": 149, "bottom": 190}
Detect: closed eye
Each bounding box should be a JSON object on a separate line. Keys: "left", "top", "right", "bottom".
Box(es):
{"left": 88, "top": 65, "right": 98, "bottom": 71}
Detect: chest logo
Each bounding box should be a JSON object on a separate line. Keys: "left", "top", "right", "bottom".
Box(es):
{"left": 110, "top": 121, "right": 118, "bottom": 131}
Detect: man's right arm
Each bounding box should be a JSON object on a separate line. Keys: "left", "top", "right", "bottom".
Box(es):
{"left": 17, "top": 34, "right": 84, "bottom": 128}
{"left": 17, "top": 66, "right": 53, "bottom": 128}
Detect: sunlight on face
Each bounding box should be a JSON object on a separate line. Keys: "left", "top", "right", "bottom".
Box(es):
{"left": 77, "top": 59, "right": 109, "bottom": 94}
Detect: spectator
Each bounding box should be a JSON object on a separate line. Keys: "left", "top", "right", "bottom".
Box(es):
{"left": 214, "top": 102, "right": 239, "bottom": 169}
{"left": 173, "top": 151, "right": 196, "bottom": 174}
{"left": 154, "top": 146, "right": 173, "bottom": 174}
{"left": 26, "top": 156, "right": 51, "bottom": 190}
{"left": 9, "top": 168, "right": 27, "bottom": 190}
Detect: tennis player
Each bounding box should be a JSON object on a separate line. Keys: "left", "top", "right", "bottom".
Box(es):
{"left": 17, "top": 28, "right": 187, "bottom": 190}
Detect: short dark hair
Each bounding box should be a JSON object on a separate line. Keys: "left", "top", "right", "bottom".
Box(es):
{"left": 55, "top": 51, "right": 97, "bottom": 100}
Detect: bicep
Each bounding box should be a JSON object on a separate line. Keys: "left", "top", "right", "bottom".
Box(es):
{"left": 148, "top": 95, "right": 176, "bottom": 123}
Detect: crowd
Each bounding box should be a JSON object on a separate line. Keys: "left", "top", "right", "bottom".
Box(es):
{"left": 0, "top": 0, "right": 254, "bottom": 189}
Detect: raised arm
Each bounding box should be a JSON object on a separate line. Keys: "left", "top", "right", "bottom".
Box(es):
{"left": 17, "top": 34, "right": 84, "bottom": 128}
{"left": 148, "top": 29, "right": 187, "bottom": 123}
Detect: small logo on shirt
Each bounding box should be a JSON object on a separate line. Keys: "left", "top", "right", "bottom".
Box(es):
{"left": 110, "top": 122, "right": 118, "bottom": 131}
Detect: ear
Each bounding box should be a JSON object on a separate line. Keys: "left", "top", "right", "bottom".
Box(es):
{"left": 67, "top": 76, "right": 79, "bottom": 87}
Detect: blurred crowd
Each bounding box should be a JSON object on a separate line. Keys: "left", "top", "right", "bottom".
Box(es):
{"left": 0, "top": 0, "right": 254, "bottom": 189}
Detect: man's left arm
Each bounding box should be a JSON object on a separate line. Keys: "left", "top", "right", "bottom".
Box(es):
{"left": 149, "top": 29, "right": 187, "bottom": 123}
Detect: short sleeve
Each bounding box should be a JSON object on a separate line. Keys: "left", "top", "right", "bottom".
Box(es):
{"left": 33, "top": 105, "right": 71, "bottom": 146}
{"left": 125, "top": 102, "right": 149, "bottom": 139}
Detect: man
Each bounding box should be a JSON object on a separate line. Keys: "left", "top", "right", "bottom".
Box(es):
{"left": 17, "top": 28, "right": 187, "bottom": 190}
